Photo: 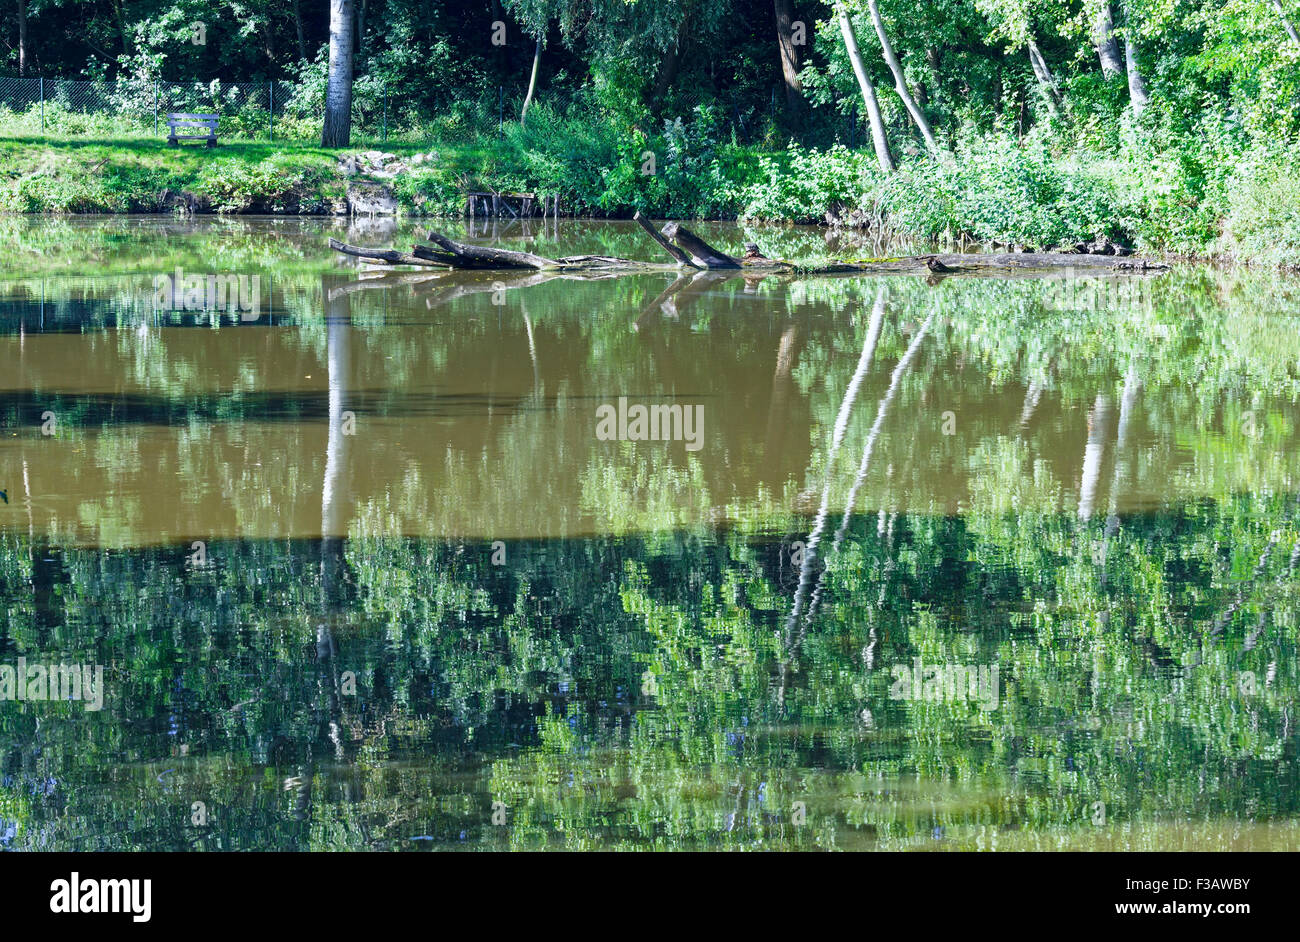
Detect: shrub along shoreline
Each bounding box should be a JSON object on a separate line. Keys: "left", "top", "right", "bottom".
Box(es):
{"left": 2, "top": 129, "right": 1297, "bottom": 268}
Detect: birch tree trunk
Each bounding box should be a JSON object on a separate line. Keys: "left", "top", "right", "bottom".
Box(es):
{"left": 1124, "top": 38, "right": 1149, "bottom": 115}
{"left": 865, "top": 0, "right": 940, "bottom": 154}
{"left": 1092, "top": 2, "right": 1124, "bottom": 78}
{"left": 321, "top": 0, "right": 355, "bottom": 147}
{"left": 18, "top": 0, "right": 26, "bottom": 76}
{"left": 837, "top": 5, "right": 896, "bottom": 172}
{"left": 521, "top": 37, "right": 541, "bottom": 122}
{"left": 1027, "top": 38, "right": 1061, "bottom": 115}
{"left": 1270, "top": 0, "right": 1300, "bottom": 48}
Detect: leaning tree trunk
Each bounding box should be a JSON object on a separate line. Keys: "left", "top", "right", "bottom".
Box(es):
{"left": 837, "top": 5, "right": 895, "bottom": 172}
{"left": 1124, "top": 38, "right": 1149, "bottom": 115}
{"left": 774, "top": 0, "right": 804, "bottom": 114}
{"left": 321, "top": 0, "right": 355, "bottom": 147}
{"left": 865, "top": 0, "right": 940, "bottom": 155}
{"left": 1093, "top": 2, "right": 1124, "bottom": 78}
{"left": 1271, "top": 0, "right": 1300, "bottom": 48}
{"left": 521, "top": 36, "right": 541, "bottom": 122}
{"left": 1027, "top": 38, "right": 1062, "bottom": 115}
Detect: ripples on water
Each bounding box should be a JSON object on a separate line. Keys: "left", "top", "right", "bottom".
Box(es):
{"left": 0, "top": 217, "right": 1297, "bottom": 850}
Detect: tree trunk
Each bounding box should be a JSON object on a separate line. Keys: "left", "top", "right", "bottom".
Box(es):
{"left": 924, "top": 47, "right": 942, "bottom": 103}
{"left": 264, "top": 17, "right": 275, "bottom": 71}
{"left": 651, "top": 25, "right": 684, "bottom": 102}
{"left": 17, "top": 0, "right": 26, "bottom": 76}
{"left": 321, "top": 0, "right": 355, "bottom": 148}
{"left": 773, "top": 0, "right": 803, "bottom": 113}
{"left": 1271, "top": 0, "right": 1300, "bottom": 48}
{"left": 865, "top": 0, "right": 940, "bottom": 155}
{"left": 521, "top": 36, "right": 541, "bottom": 122}
{"left": 1124, "top": 38, "right": 1149, "bottom": 115}
{"left": 837, "top": 6, "right": 895, "bottom": 172}
{"left": 1027, "top": 38, "right": 1061, "bottom": 115}
{"left": 294, "top": 0, "right": 307, "bottom": 60}
{"left": 114, "top": 0, "right": 131, "bottom": 55}
{"left": 660, "top": 221, "right": 742, "bottom": 268}
{"left": 1093, "top": 2, "right": 1124, "bottom": 78}
{"left": 633, "top": 211, "right": 697, "bottom": 267}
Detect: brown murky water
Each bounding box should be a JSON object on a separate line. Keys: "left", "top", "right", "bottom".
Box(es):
{"left": 0, "top": 216, "right": 1296, "bottom": 850}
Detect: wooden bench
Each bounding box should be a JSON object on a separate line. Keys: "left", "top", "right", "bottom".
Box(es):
{"left": 166, "top": 113, "right": 218, "bottom": 147}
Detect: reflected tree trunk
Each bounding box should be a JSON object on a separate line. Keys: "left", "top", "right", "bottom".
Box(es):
{"left": 787, "top": 300, "right": 933, "bottom": 647}
{"left": 1104, "top": 365, "right": 1141, "bottom": 536}
{"left": 803, "top": 289, "right": 887, "bottom": 557}
{"left": 830, "top": 309, "right": 934, "bottom": 552}
{"left": 1077, "top": 393, "right": 1112, "bottom": 519}
{"left": 763, "top": 321, "right": 804, "bottom": 468}
{"left": 320, "top": 274, "right": 353, "bottom": 612}
{"left": 1019, "top": 372, "right": 1047, "bottom": 429}
{"left": 781, "top": 290, "right": 890, "bottom": 694}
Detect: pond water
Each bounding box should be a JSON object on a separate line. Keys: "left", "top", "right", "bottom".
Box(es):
{"left": 0, "top": 216, "right": 1297, "bottom": 850}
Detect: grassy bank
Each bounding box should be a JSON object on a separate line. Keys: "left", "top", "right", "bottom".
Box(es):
{"left": 3, "top": 120, "right": 1299, "bottom": 266}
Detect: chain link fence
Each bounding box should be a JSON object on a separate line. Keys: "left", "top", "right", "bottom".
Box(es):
{"left": 0, "top": 76, "right": 865, "bottom": 148}
{"left": 0, "top": 77, "right": 391, "bottom": 142}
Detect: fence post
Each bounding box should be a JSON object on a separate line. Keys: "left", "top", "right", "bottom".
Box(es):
{"left": 268, "top": 81, "right": 274, "bottom": 141}
{"left": 39, "top": 77, "right": 44, "bottom": 133}
{"left": 153, "top": 81, "right": 158, "bottom": 137}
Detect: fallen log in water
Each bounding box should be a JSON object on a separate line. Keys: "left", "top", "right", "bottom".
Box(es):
{"left": 328, "top": 238, "right": 449, "bottom": 268}
{"left": 330, "top": 215, "right": 1170, "bottom": 278}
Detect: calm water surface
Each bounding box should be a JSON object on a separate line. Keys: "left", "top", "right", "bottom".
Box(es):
{"left": 0, "top": 216, "right": 1297, "bottom": 850}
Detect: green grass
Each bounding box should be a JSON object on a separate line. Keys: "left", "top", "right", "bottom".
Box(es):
{"left": 0, "top": 136, "right": 482, "bottom": 214}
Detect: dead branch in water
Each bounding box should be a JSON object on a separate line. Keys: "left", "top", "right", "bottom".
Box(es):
{"left": 331, "top": 218, "right": 1169, "bottom": 278}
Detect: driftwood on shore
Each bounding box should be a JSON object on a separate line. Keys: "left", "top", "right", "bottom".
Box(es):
{"left": 330, "top": 211, "right": 1169, "bottom": 279}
